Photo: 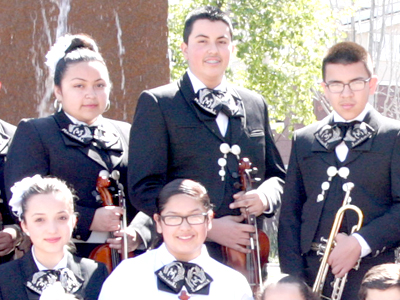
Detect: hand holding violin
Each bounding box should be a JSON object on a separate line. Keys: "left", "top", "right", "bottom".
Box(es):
{"left": 107, "top": 227, "right": 142, "bottom": 253}
{"left": 221, "top": 157, "right": 270, "bottom": 294}
{"left": 230, "top": 190, "right": 267, "bottom": 217}
{"left": 207, "top": 215, "right": 255, "bottom": 254}
{"left": 89, "top": 170, "right": 131, "bottom": 272}
{"left": 90, "top": 206, "right": 123, "bottom": 232}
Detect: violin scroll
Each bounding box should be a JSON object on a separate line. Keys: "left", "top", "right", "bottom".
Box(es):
{"left": 96, "top": 170, "right": 113, "bottom": 206}
{"left": 238, "top": 158, "right": 260, "bottom": 192}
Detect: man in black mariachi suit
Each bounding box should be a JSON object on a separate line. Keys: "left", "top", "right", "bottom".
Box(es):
{"left": 0, "top": 118, "right": 23, "bottom": 264}
{"left": 128, "top": 6, "right": 285, "bottom": 261}
{"left": 278, "top": 41, "right": 400, "bottom": 299}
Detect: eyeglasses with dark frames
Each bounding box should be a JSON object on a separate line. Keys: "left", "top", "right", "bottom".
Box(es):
{"left": 324, "top": 78, "right": 371, "bottom": 93}
{"left": 160, "top": 213, "right": 209, "bottom": 226}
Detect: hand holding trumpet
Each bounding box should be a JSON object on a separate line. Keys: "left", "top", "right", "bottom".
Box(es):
{"left": 328, "top": 233, "right": 361, "bottom": 278}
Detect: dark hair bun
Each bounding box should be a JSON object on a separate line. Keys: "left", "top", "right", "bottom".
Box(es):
{"left": 51, "top": 33, "right": 105, "bottom": 86}
{"left": 65, "top": 34, "right": 99, "bottom": 54}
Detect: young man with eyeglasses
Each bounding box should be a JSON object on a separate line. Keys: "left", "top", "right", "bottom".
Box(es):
{"left": 278, "top": 41, "right": 400, "bottom": 299}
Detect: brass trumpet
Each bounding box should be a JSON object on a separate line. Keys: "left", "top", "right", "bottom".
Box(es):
{"left": 312, "top": 182, "right": 363, "bottom": 300}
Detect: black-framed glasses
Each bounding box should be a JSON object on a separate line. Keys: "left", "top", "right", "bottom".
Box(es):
{"left": 160, "top": 213, "right": 209, "bottom": 226}
{"left": 324, "top": 78, "right": 371, "bottom": 93}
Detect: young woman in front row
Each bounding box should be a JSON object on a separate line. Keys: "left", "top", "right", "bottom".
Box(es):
{"left": 0, "top": 175, "right": 108, "bottom": 300}
{"left": 99, "top": 179, "right": 253, "bottom": 299}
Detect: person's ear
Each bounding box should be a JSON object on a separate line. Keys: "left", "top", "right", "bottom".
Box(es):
{"left": 206, "top": 211, "right": 213, "bottom": 231}
{"left": 54, "top": 85, "right": 63, "bottom": 102}
{"left": 368, "top": 75, "right": 378, "bottom": 95}
{"left": 231, "top": 43, "right": 236, "bottom": 55}
{"left": 154, "top": 214, "right": 163, "bottom": 234}
{"left": 71, "top": 214, "right": 77, "bottom": 229}
{"left": 21, "top": 221, "right": 29, "bottom": 235}
{"left": 320, "top": 81, "right": 331, "bottom": 100}
{"left": 181, "top": 42, "right": 189, "bottom": 61}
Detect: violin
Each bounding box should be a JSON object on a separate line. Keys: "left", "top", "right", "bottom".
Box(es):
{"left": 221, "top": 158, "right": 270, "bottom": 294}
{"left": 89, "top": 170, "right": 130, "bottom": 273}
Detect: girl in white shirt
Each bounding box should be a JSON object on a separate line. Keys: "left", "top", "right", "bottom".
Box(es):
{"left": 99, "top": 178, "right": 253, "bottom": 299}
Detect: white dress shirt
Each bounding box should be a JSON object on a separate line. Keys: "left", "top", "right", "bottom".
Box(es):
{"left": 99, "top": 243, "right": 253, "bottom": 299}
{"left": 31, "top": 246, "right": 68, "bottom": 270}
{"left": 332, "top": 103, "right": 371, "bottom": 163}
{"left": 332, "top": 103, "right": 372, "bottom": 258}
{"left": 187, "top": 69, "right": 230, "bottom": 137}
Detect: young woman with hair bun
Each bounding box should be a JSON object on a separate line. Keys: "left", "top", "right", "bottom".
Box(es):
{"left": 5, "top": 34, "right": 143, "bottom": 262}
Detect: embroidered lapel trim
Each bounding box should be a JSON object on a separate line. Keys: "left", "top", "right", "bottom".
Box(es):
{"left": 179, "top": 74, "right": 246, "bottom": 143}
{"left": 179, "top": 75, "right": 225, "bottom": 142}
{"left": 53, "top": 112, "right": 124, "bottom": 170}
{"left": 0, "top": 131, "right": 10, "bottom": 155}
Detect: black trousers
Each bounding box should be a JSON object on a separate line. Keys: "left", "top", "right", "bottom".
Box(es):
{"left": 303, "top": 249, "right": 395, "bottom": 299}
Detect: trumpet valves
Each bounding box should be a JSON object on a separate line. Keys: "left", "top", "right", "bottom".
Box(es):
{"left": 315, "top": 238, "right": 328, "bottom": 256}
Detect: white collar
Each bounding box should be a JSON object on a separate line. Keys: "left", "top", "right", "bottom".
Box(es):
{"left": 333, "top": 103, "right": 372, "bottom": 123}
{"left": 32, "top": 246, "right": 68, "bottom": 271}
{"left": 187, "top": 69, "right": 227, "bottom": 94}
{"left": 64, "top": 111, "right": 104, "bottom": 126}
